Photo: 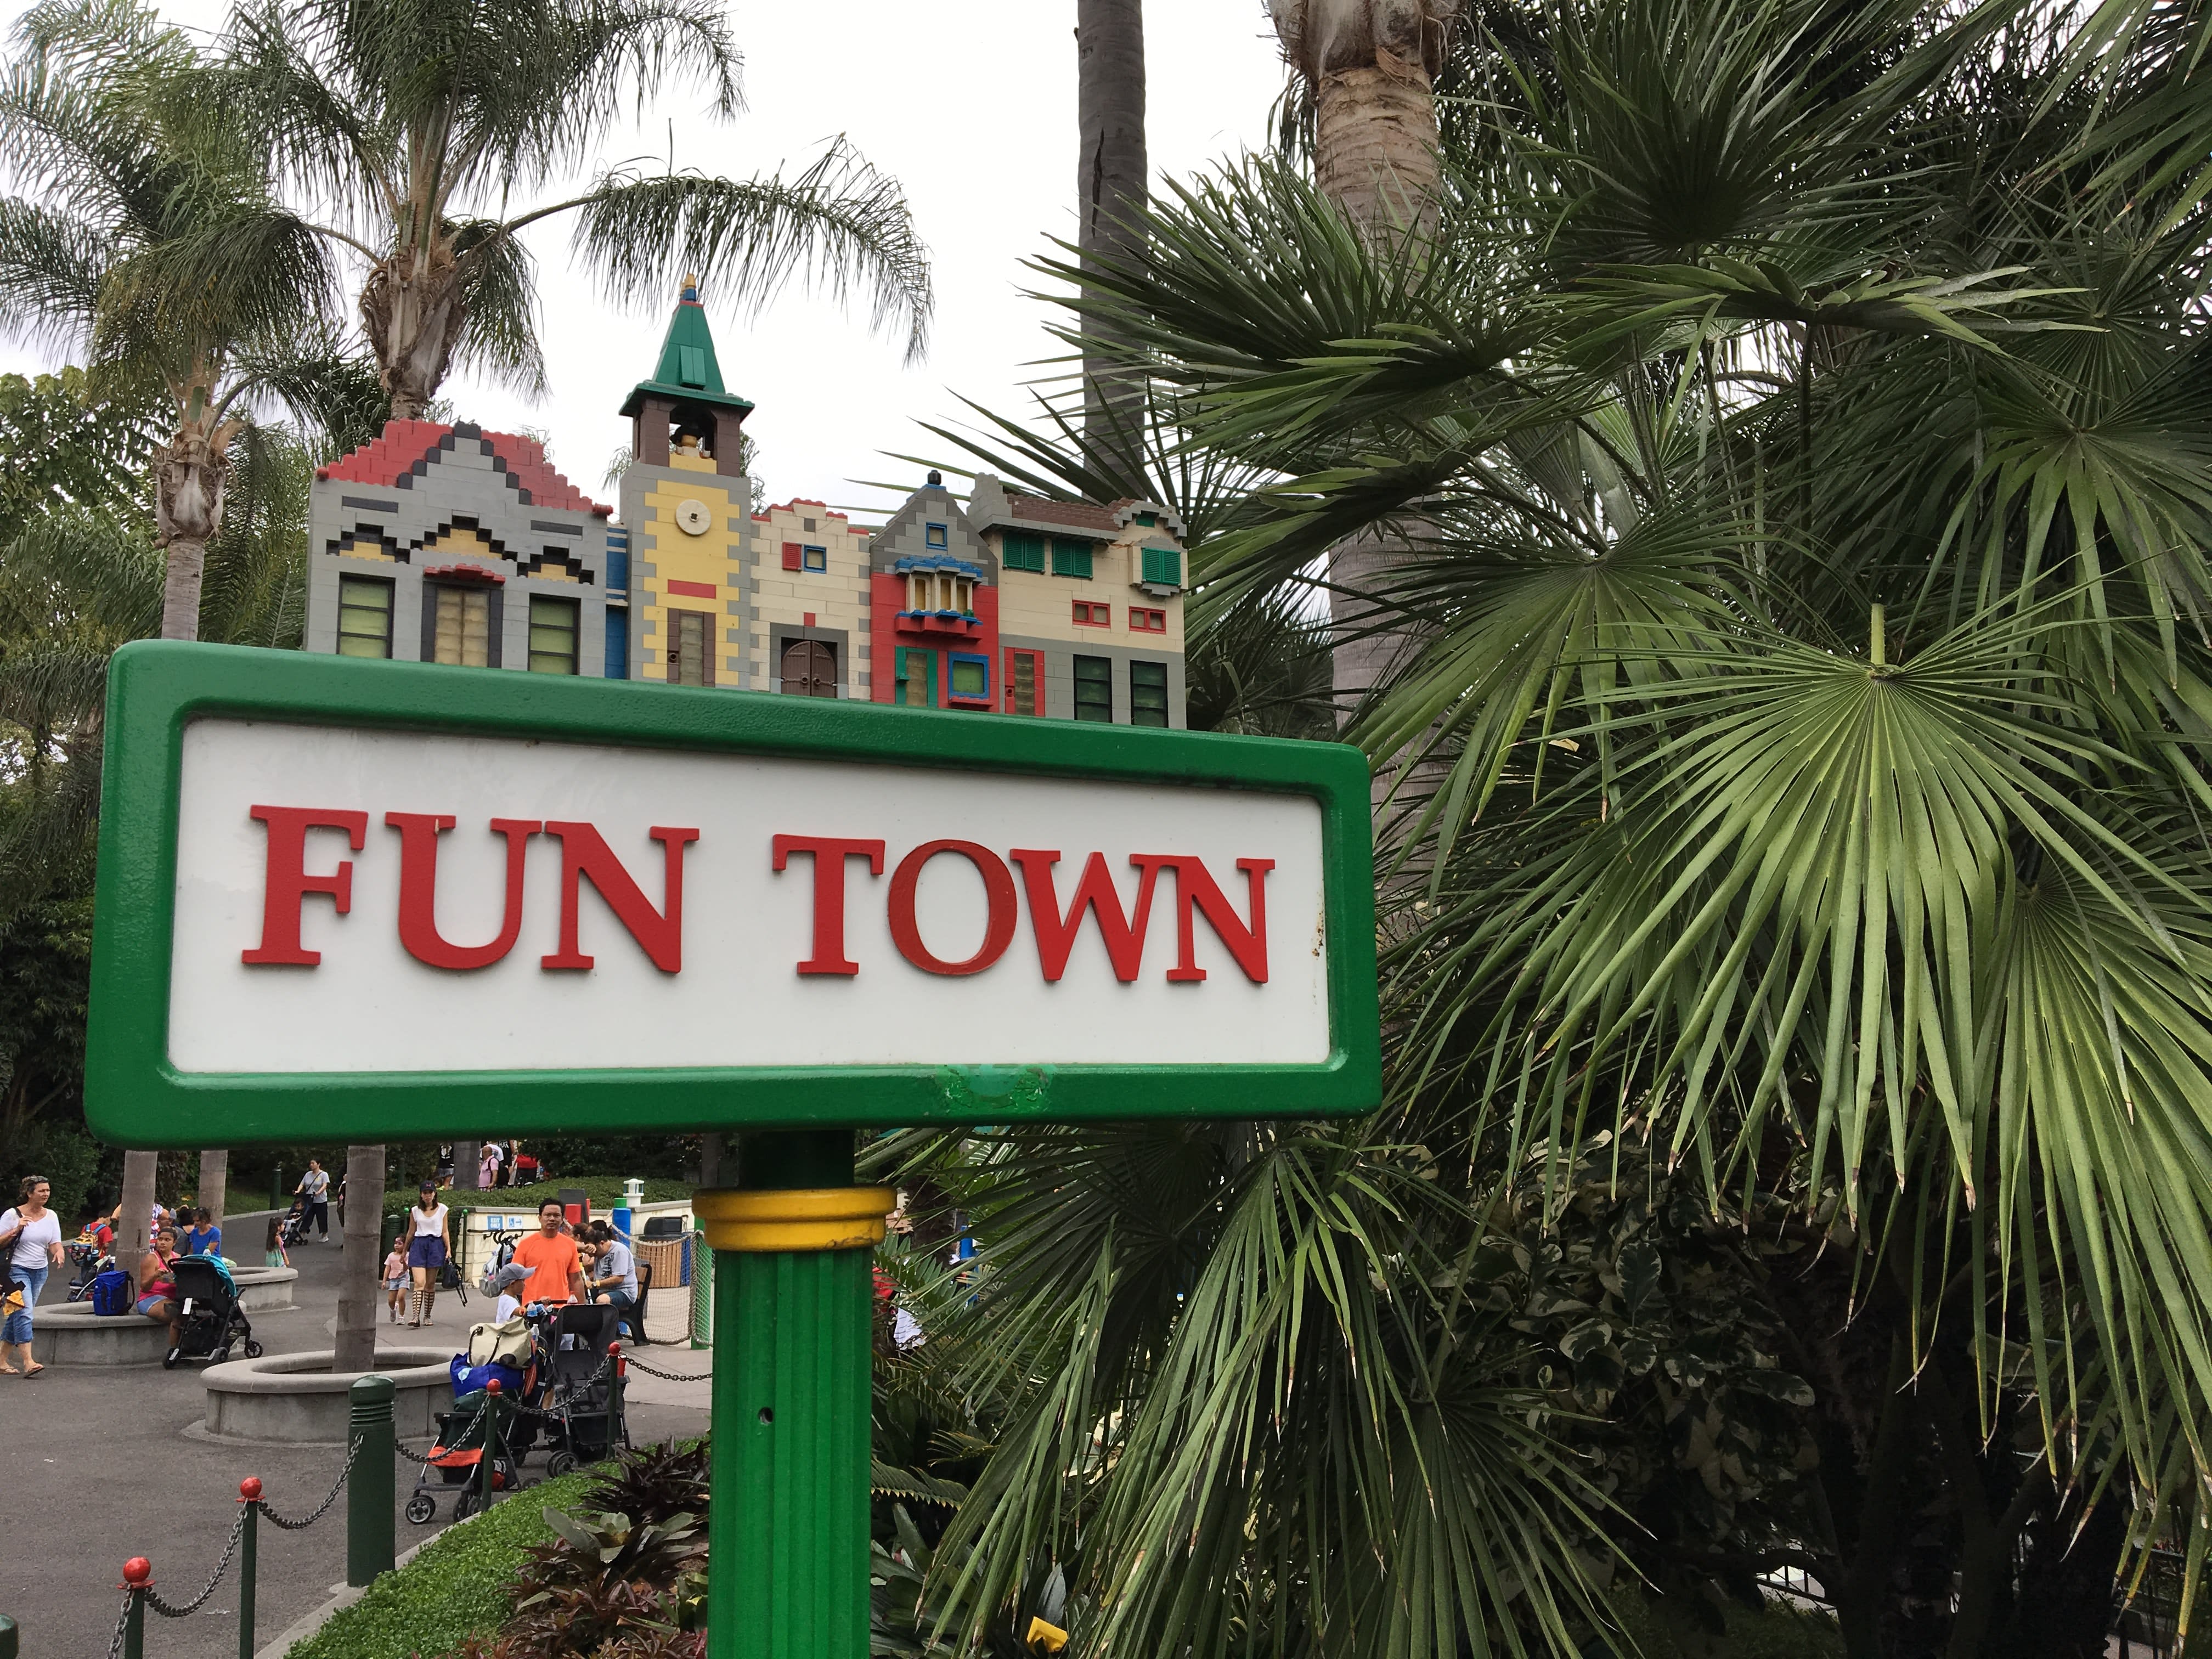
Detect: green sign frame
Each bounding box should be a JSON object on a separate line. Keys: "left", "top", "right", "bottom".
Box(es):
{"left": 87, "top": 641, "right": 1380, "bottom": 1148}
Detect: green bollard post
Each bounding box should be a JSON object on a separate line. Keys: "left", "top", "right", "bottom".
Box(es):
{"left": 694, "top": 1132, "right": 891, "bottom": 1659}
{"left": 236, "top": 1479, "right": 261, "bottom": 1659}
{"left": 120, "top": 1560, "right": 150, "bottom": 1659}
{"left": 347, "top": 1375, "right": 396, "bottom": 1587}
{"left": 480, "top": 1379, "right": 504, "bottom": 1511}
{"left": 0, "top": 1611, "right": 16, "bottom": 1658}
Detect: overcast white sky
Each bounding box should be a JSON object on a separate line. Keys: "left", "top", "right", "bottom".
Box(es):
{"left": 0, "top": 2, "right": 1286, "bottom": 520}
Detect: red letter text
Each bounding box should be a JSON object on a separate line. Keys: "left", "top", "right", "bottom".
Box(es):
{"left": 241, "top": 806, "right": 369, "bottom": 966}
{"left": 1132, "top": 856, "right": 1274, "bottom": 983}
{"left": 539, "top": 822, "right": 699, "bottom": 973}
{"left": 770, "top": 835, "right": 887, "bottom": 975}
{"left": 887, "top": 840, "right": 1018, "bottom": 976}
{"left": 387, "top": 814, "right": 543, "bottom": 970}
{"left": 1009, "top": 850, "right": 1163, "bottom": 983}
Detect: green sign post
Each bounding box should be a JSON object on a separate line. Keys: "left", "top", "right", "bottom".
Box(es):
{"left": 87, "top": 640, "right": 1380, "bottom": 1655}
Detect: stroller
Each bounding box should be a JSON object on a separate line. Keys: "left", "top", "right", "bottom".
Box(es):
{"left": 407, "top": 1317, "right": 535, "bottom": 1524}
{"left": 162, "top": 1255, "right": 259, "bottom": 1369}
{"left": 403, "top": 1387, "right": 524, "bottom": 1523}
{"left": 276, "top": 1204, "right": 314, "bottom": 1250}
{"left": 524, "top": 1302, "right": 630, "bottom": 1477}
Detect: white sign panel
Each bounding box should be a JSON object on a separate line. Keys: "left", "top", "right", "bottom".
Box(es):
{"left": 167, "top": 719, "right": 1331, "bottom": 1074}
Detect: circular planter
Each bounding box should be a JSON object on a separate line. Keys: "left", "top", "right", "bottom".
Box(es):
{"left": 26, "top": 1266, "right": 301, "bottom": 1367}
{"left": 30, "top": 1301, "right": 170, "bottom": 1367}
{"left": 202, "top": 1348, "right": 453, "bottom": 1444}
{"left": 230, "top": 1266, "right": 300, "bottom": 1311}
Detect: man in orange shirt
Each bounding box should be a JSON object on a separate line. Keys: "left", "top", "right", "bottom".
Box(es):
{"left": 509, "top": 1199, "right": 586, "bottom": 1307}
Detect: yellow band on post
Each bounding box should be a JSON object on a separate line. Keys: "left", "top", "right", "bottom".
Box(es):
{"left": 692, "top": 1186, "right": 896, "bottom": 1253}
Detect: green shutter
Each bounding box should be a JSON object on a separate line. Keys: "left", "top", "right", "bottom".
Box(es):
{"left": 1141, "top": 545, "right": 1182, "bottom": 588}
{"left": 1002, "top": 532, "right": 1045, "bottom": 572}
{"left": 896, "top": 647, "right": 936, "bottom": 708}
{"left": 677, "top": 345, "right": 708, "bottom": 388}
{"left": 1051, "top": 539, "right": 1094, "bottom": 579}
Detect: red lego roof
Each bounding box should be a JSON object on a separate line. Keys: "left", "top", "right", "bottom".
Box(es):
{"left": 317, "top": 420, "right": 612, "bottom": 517}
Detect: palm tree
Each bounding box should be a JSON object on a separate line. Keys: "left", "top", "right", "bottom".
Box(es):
{"left": 896, "top": 0, "right": 2212, "bottom": 1651}
{"left": 1076, "top": 0, "right": 1146, "bottom": 453}
{"left": 1269, "top": 0, "right": 1467, "bottom": 723}
{"left": 0, "top": 0, "right": 337, "bottom": 641}
{"left": 0, "top": 0, "right": 345, "bottom": 1254}
{"left": 1269, "top": 0, "right": 1465, "bottom": 232}
{"left": 211, "top": 0, "right": 933, "bottom": 419}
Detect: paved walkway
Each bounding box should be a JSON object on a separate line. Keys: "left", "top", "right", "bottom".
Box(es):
{"left": 0, "top": 1216, "right": 709, "bottom": 1658}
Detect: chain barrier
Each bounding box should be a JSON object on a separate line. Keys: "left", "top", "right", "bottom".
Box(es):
{"left": 104, "top": 1589, "right": 133, "bottom": 1659}
{"left": 393, "top": 1396, "right": 491, "bottom": 1463}
{"left": 623, "top": 1355, "right": 709, "bottom": 1383}
{"left": 143, "top": 1508, "right": 249, "bottom": 1619}
{"left": 262, "top": 1435, "right": 363, "bottom": 1531}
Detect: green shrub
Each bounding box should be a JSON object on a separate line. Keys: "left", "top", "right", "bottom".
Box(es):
{"left": 286, "top": 1468, "right": 603, "bottom": 1659}
{"left": 1603, "top": 1588, "right": 1846, "bottom": 1658}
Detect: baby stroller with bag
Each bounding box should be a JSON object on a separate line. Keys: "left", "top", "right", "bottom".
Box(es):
{"left": 405, "top": 1317, "right": 535, "bottom": 1524}
{"left": 526, "top": 1302, "right": 630, "bottom": 1477}
{"left": 163, "top": 1255, "right": 259, "bottom": 1369}
{"left": 403, "top": 1386, "right": 524, "bottom": 1523}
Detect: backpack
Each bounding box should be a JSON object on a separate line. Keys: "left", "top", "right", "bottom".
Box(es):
{"left": 91, "top": 1268, "right": 131, "bottom": 1317}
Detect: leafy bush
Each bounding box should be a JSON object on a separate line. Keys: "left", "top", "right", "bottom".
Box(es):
{"left": 1602, "top": 1588, "right": 1846, "bottom": 1658}
{"left": 453, "top": 1443, "right": 710, "bottom": 1658}
{"left": 285, "top": 1467, "right": 603, "bottom": 1659}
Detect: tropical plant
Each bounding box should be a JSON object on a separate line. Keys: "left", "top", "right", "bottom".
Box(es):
{"left": 210, "top": 0, "right": 934, "bottom": 418}
{"left": 865, "top": 1119, "right": 1618, "bottom": 1658}
{"left": 0, "top": 0, "right": 338, "bottom": 639}
{"left": 884, "top": 0, "right": 2212, "bottom": 1653}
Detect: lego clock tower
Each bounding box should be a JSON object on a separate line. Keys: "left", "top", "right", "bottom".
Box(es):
{"left": 618, "top": 277, "right": 756, "bottom": 688}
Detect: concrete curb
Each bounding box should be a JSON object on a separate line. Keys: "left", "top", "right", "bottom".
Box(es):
{"left": 205, "top": 1349, "right": 454, "bottom": 1443}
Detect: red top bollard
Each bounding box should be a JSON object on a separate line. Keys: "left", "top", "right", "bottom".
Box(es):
{"left": 486, "top": 1378, "right": 501, "bottom": 1395}
{"left": 609, "top": 1340, "right": 625, "bottom": 1378}
{"left": 239, "top": 1477, "right": 263, "bottom": 1502}
{"left": 121, "top": 1558, "right": 152, "bottom": 1588}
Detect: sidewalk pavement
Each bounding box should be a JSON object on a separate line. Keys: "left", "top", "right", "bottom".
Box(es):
{"left": 0, "top": 1229, "right": 707, "bottom": 1659}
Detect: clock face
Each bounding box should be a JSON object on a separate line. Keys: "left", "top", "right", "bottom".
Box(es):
{"left": 675, "top": 499, "right": 712, "bottom": 536}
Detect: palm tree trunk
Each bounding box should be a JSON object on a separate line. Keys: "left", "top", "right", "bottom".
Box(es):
{"left": 196, "top": 1149, "right": 228, "bottom": 1229}
{"left": 334, "top": 1144, "right": 386, "bottom": 1372}
{"left": 148, "top": 421, "right": 230, "bottom": 1256}
{"left": 1077, "top": 0, "right": 1148, "bottom": 469}
{"left": 1314, "top": 50, "right": 1446, "bottom": 234}
{"left": 361, "top": 247, "right": 467, "bottom": 421}
{"left": 1272, "top": 0, "right": 1462, "bottom": 733}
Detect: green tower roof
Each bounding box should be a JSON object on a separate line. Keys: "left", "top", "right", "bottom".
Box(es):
{"left": 619, "top": 278, "right": 755, "bottom": 420}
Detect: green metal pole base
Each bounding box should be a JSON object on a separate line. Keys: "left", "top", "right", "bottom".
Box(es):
{"left": 697, "top": 1132, "right": 890, "bottom": 1659}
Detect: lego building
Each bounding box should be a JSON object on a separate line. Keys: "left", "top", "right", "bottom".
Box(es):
{"left": 303, "top": 281, "right": 1188, "bottom": 726}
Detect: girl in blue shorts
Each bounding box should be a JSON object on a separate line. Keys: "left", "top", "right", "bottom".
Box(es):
{"left": 400, "top": 1183, "right": 453, "bottom": 1328}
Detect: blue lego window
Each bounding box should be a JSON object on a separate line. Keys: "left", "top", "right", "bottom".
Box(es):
{"left": 803, "top": 545, "right": 827, "bottom": 572}
{"left": 947, "top": 652, "right": 990, "bottom": 703}
{"left": 926, "top": 522, "right": 949, "bottom": 549}
{"left": 604, "top": 608, "right": 629, "bottom": 678}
